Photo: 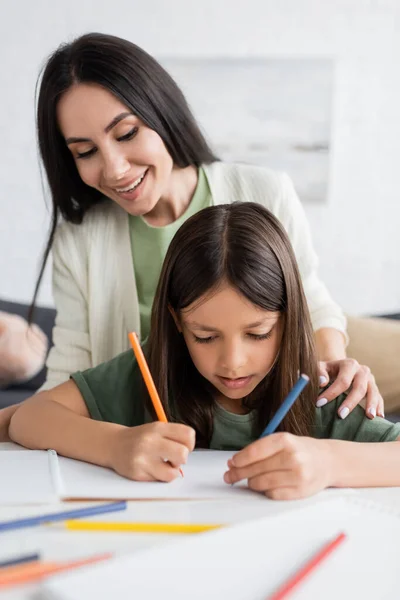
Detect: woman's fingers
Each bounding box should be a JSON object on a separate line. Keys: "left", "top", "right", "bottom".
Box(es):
{"left": 335, "top": 367, "right": 371, "bottom": 418}
{"left": 317, "top": 362, "right": 330, "bottom": 387}
{"left": 364, "top": 374, "right": 384, "bottom": 419}
{"left": 316, "top": 359, "right": 359, "bottom": 407}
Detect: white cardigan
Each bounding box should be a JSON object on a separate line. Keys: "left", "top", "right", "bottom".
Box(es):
{"left": 41, "top": 162, "right": 346, "bottom": 390}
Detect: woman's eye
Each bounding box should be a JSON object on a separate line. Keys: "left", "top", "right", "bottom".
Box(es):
{"left": 247, "top": 331, "right": 273, "bottom": 341}
{"left": 193, "top": 335, "right": 216, "bottom": 344}
{"left": 117, "top": 127, "right": 138, "bottom": 142}
{"left": 76, "top": 148, "right": 97, "bottom": 159}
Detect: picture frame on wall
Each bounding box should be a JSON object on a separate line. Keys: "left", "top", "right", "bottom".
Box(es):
{"left": 161, "top": 58, "right": 334, "bottom": 203}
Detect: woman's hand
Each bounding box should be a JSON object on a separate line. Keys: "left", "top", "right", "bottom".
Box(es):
{"left": 317, "top": 359, "right": 384, "bottom": 419}
{"left": 224, "top": 432, "right": 333, "bottom": 500}
{"left": 110, "top": 422, "right": 195, "bottom": 482}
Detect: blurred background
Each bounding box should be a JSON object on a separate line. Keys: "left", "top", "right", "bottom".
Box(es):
{"left": 0, "top": 0, "right": 399, "bottom": 315}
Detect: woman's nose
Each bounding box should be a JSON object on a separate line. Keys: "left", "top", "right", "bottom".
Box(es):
{"left": 102, "top": 151, "right": 130, "bottom": 183}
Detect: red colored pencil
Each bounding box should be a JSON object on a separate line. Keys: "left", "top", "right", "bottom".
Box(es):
{"left": 268, "top": 532, "right": 346, "bottom": 600}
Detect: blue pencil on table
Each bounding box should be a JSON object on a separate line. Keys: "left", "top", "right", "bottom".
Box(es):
{"left": 0, "top": 500, "right": 127, "bottom": 533}
{"left": 0, "top": 552, "right": 40, "bottom": 569}
{"left": 260, "top": 374, "right": 310, "bottom": 437}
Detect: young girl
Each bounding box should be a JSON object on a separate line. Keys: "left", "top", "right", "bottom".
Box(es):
{"left": 9, "top": 203, "right": 400, "bottom": 500}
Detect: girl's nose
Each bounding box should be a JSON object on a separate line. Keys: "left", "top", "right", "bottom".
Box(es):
{"left": 219, "top": 343, "right": 246, "bottom": 374}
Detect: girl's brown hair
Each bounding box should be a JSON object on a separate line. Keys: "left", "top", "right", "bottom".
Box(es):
{"left": 147, "top": 202, "right": 318, "bottom": 447}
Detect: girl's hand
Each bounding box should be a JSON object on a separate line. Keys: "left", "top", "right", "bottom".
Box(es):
{"left": 317, "top": 359, "right": 384, "bottom": 419}
{"left": 110, "top": 422, "right": 195, "bottom": 482}
{"left": 224, "top": 432, "right": 333, "bottom": 500}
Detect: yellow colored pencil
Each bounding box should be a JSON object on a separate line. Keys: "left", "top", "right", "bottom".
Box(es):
{"left": 65, "top": 520, "right": 223, "bottom": 534}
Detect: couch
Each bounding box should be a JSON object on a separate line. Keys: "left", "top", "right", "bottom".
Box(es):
{"left": 0, "top": 299, "right": 55, "bottom": 408}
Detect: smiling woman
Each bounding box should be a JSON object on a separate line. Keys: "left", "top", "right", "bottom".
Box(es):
{"left": 0, "top": 31, "right": 384, "bottom": 445}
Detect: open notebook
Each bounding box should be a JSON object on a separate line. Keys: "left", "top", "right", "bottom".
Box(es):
{"left": 58, "top": 450, "right": 252, "bottom": 500}
{"left": 0, "top": 447, "right": 349, "bottom": 504}
{"left": 43, "top": 496, "right": 400, "bottom": 600}
{"left": 0, "top": 450, "right": 61, "bottom": 504}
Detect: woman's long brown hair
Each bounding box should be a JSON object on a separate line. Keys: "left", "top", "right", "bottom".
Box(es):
{"left": 147, "top": 202, "right": 318, "bottom": 447}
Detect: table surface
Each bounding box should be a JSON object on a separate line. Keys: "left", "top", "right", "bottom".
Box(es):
{"left": 1, "top": 442, "right": 400, "bottom": 600}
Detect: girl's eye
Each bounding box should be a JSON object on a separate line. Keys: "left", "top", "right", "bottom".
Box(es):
{"left": 193, "top": 335, "right": 216, "bottom": 344}
{"left": 76, "top": 147, "right": 97, "bottom": 160}
{"left": 117, "top": 127, "right": 138, "bottom": 142}
{"left": 247, "top": 331, "right": 273, "bottom": 341}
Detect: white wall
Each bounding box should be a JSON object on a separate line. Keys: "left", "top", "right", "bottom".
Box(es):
{"left": 1, "top": 0, "right": 399, "bottom": 314}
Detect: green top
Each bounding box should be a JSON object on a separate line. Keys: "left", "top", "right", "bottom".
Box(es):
{"left": 129, "top": 167, "right": 212, "bottom": 339}
{"left": 71, "top": 349, "right": 400, "bottom": 449}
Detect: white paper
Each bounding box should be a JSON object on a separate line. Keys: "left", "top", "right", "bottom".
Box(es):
{"left": 43, "top": 496, "right": 400, "bottom": 600}
{"left": 59, "top": 450, "right": 257, "bottom": 500}
{"left": 0, "top": 450, "right": 59, "bottom": 505}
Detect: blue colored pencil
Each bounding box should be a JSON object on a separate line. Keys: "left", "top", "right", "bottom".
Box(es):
{"left": 260, "top": 374, "right": 310, "bottom": 437}
{"left": 0, "top": 552, "right": 40, "bottom": 569}
{"left": 0, "top": 501, "right": 127, "bottom": 533}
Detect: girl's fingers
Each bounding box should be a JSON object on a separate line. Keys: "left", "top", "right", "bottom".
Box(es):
{"left": 229, "top": 432, "right": 295, "bottom": 469}
{"left": 225, "top": 451, "right": 288, "bottom": 484}
{"left": 149, "top": 459, "right": 181, "bottom": 483}
{"left": 161, "top": 423, "right": 196, "bottom": 450}
{"left": 247, "top": 469, "right": 298, "bottom": 493}
{"left": 157, "top": 438, "right": 190, "bottom": 469}
{"left": 265, "top": 487, "right": 299, "bottom": 501}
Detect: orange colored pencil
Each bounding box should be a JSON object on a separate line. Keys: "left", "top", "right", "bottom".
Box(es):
{"left": 128, "top": 332, "right": 184, "bottom": 477}
{"left": 0, "top": 553, "right": 112, "bottom": 589}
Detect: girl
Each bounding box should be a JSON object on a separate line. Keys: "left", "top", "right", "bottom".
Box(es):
{"left": 9, "top": 203, "right": 400, "bottom": 500}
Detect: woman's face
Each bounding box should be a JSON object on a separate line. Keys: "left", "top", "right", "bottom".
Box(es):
{"left": 57, "top": 83, "right": 174, "bottom": 216}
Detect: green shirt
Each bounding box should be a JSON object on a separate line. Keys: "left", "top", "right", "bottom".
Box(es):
{"left": 71, "top": 349, "right": 400, "bottom": 449}
{"left": 129, "top": 167, "right": 212, "bottom": 340}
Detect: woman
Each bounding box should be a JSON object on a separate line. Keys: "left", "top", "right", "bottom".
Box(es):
{"left": 9, "top": 203, "right": 399, "bottom": 500}
{"left": 7, "top": 32, "right": 381, "bottom": 426}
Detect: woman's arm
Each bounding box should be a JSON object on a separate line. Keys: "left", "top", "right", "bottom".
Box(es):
{"left": 314, "top": 327, "right": 346, "bottom": 361}
{"left": 39, "top": 223, "right": 92, "bottom": 392}
{"left": 9, "top": 381, "right": 123, "bottom": 469}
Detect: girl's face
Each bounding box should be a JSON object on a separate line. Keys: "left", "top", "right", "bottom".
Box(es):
{"left": 57, "top": 83, "right": 174, "bottom": 217}
{"left": 177, "top": 284, "right": 283, "bottom": 413}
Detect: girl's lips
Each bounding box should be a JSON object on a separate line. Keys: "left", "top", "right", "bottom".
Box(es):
{"left": 217, "top": 375, "right": 253, "bottom": 390}
{"left": 115, "top": 168, "right": 148, "bottom": 202}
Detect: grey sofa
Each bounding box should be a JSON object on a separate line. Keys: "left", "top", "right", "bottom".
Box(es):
{"left": 0, "top": 299, "right": 55, "bottom": 408}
